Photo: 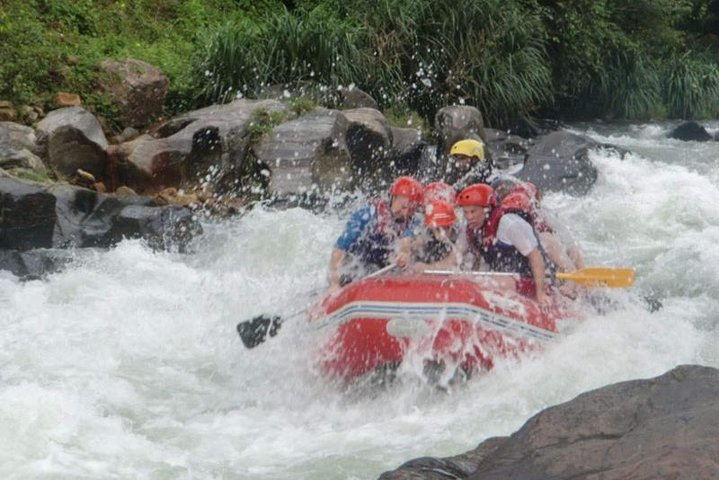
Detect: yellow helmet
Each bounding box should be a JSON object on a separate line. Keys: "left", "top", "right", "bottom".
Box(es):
{"left": 450, "top": 139, "right": 485, "bottom": 161}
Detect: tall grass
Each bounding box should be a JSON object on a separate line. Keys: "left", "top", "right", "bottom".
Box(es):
{"left": 195, "top": 6, "right": 368, "bottom": 104}
{"left": 194, "top": 0, "right": 552, "bottom": 126}
{"left": 662, "top": 52, "right": 719, "bottom": 119}
{"left": 414, "top": 0, "right": 552, "bottom": 124}
{"left": 4, "top": 0, "right": 719, "bottom": 126}
{"left": 586, "top": 50, "right": 662, "bottom": 119}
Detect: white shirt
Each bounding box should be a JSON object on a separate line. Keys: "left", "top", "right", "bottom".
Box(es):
{"left": 496, "top": 213, "right": 538, "bottom": 256}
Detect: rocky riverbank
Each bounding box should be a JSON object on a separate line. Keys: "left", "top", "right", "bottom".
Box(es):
{"left": 380, "top": 364, "right": 719, "bottom": 480}
{"left": 2, "top": 58, "right": 630, "bottom": 280}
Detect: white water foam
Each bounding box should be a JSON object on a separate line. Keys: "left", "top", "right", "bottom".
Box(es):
{"left": 2, "top": 124, "right": 719, "bottom": 479}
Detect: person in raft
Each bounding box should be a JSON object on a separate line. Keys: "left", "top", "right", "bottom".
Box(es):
{"left": 399, "top": 198, "right": 461, "bottom": 274}
{"left": 327, "top": 176, "right": 423, "bottom": 293}
{"left": 447, "top": 138, "right": 582, "bottom": 272}
{"left": 490, "top": 176, "right": 585, "bottom": 273}
{"left": 457, "top": 183, "right": 553, "bottom": 308}
{"left": 445, "top": 138, "right": 496, "bottom": 191}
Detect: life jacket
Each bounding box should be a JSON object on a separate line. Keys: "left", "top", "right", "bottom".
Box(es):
{"left": 466, "top": 200, "right": 555, "bottom": 280}
{"left": 349, "top": 198, "right": 411, "bottom": 268}
{"left": 502, "top": 185, "right": 552, "bottom": 233}
{"left": 416, "top": 227, "right": 457, "bottom": 264}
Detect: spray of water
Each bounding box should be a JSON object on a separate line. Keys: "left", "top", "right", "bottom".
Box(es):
{"left": 1, "top": 124, "right": 719, "bottom": 479}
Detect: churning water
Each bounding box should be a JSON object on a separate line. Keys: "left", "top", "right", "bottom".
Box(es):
{"left": 2, "top": 122, "right": 719, "bottom": 479}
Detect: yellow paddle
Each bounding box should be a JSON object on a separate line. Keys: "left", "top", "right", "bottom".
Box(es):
{"left": 555, "top": 267, "right": 635, "bottom": 288}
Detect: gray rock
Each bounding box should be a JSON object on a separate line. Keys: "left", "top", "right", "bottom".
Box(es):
{"left": 380, "top": 365, "right": 719, "bottom": 480}
{"left": 35, "top": 107, "right": 108, "bottom": 179}
{"left": 0, "top": 176, "right": 56, "bottom": 250}
{"left": 98, "top": 58, "right": 169, "bottom": 129}
{"left": 49, "top": 184, "right": 200, "bottom": 250}
{"left": 516, "top": 130, "right": 599, "bottom": 195}
{"left": 338, "top": 86, "right": 379, "bottom": 110}
{"left": 0, "top": 146, "right": 45, "bottom": 171}
{"left": 343, "top": 108, "right": 393, "bottom": 175}
{"left": 110, "top": 204, "right": 200, "bottom": 251}
{"left": 434, "top": 106, "right": 486, "bottom": 155}
{"left": 253, "top": 108, "right": 353, "bottom": 195}
{"left": 1, "top": 176, "right": 201, "bottom": 253}
{"left": 118, "top": 99, "right": 286, "bottom": 192}
{"left": 0, "top": 121, "right": 41, "bottom": 155}
{"left": 388, "top": 126, "right": 426, "bottom": 176}
{"left": 483, "top": 128, "right": 532, "bottom": 171}
{"left": 50, "top": 184, "right": 155, "bottom": 248}
{"left": 0, "top": 249, "right": 70, "bottom": 279}
{"left": 668, "top": 121, "right": 713, "bottom": 142}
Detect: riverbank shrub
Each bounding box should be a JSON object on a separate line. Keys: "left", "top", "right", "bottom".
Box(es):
{"left": 662, "top": 52, "right": 719, "bottom": 118}
{"left": 2, "top": 0, "right": 719, "bottom": 126}
{"left": 194, "top": 0, "right": 551, "bottom": 126}
{"left": 0, "top": 0, "right": 236, "bottom": 124}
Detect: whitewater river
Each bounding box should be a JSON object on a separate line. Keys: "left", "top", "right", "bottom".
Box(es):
{"left": 2, "top": 122, "right": 719, "bottom": 479}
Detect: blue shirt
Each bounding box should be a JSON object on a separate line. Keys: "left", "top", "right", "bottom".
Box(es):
{"left": 335, "top": 203, "right": 418, "bottom": 252}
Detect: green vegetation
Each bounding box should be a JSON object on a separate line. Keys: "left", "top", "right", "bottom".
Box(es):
{"left": 0, "top": 0, "right": 236, "bottom": 125}
{"left": 246, "top": 108, "right": 285, "bottom": 141}
{"left": 2, "top": 0, "right": 719, "bottom": 127}
{"left": 11, "top": 167, "right": 53, "bottom": 184}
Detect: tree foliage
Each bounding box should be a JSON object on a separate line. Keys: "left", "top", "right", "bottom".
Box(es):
{"left": 2, "top": 0, "right": 719, "bottom": 125}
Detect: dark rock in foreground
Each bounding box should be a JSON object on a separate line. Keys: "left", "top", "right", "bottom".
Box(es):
{"left": 668, "top": 121, "right": 713, "bottom": 142}
{"left": 2, "top": 176, "right": 201, "bottom": 258}
{"left": 0, "top": 249, "right": 71, "bottom": 280}
{"left": 0, "top": 176, "right": 56, "bottom": 250}
{"left": 380, "top": 364, "right": 719, "bottom": 480}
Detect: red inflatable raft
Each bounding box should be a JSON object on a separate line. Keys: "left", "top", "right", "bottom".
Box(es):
{"left": 309, "top": 273, "right": 573, "bottom": 381}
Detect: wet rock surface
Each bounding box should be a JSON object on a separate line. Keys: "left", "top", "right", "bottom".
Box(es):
{"left": 379, "top": 365, "right": 719, "bottom": 480}
{"left": 1, "top": 175, "right": 202, "bottom": 276}
{"left": 668, "top": 121, "right": 713, "bottom": 142}
{"left": 35, "top": 106, "right": 109, "bottom": 179}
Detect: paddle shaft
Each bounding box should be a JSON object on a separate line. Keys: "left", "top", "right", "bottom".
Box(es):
{"left": 237, "top": 263, "right": 397, "bottom": 348}
{"left": 423, "top": 266, "right": 634, "bottom": 288}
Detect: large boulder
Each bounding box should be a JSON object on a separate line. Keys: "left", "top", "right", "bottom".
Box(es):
{"left": 109, "top": 204, "right": 200, "bottom": 251}
{"left": 388, "top": 126, "right": 426, "bottom": 177}
{"left": 337, "top": 86, "right": 379, "bottom": 110}
{"left": 0, "top": 121, "right": 42, "bottom": 155}
{"left": 380, "top": 365, "right": 719, "bottom": 480}
{"left": 1, "top": 173, "right": 201, "bottom": 257}
{"left": 434, "top": 106, "right": 486, "bottom": 155}
{"left": 115, "top": 99, "right": 286, "bottom": 193}
{"left": 0, "top": 249, "right": 70, "bottom": 280}
{"left": 668, "top": 121, "right": 712, "bottom": 142}
{"left": 343, "top": 108, "right": 393, "bottom": 177}
{"left": 0, "top": 176, "right": 57, "bottom": 250}
{"left": 253, "top": 109, "right": 354, "bottom": 196}
{"left": 49, "top": 184, "right": 200, "bottom": 250}
{"left": 35, "top": 107, "right": 108, "bottom": 179}
{"left": 516, "top": 130, "right": 599, "bottom": 195}
{"left": 484, "top": 128, "right": 532, "bottom": 171}
{"left": 97, "top": 59, "right": 169, "bottom": 129}
{"left": 0, "top": 145, "right": 45, "bottom": 171}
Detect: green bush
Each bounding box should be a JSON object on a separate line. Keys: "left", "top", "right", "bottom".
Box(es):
{"left": 2, "top": 0, "right": 719, "bottom": 127}
{"left": 663, "top": 52, "right": 719, "bottom": 118}
{"left": 194, "top": 6, "right": 367, "bottom": 104}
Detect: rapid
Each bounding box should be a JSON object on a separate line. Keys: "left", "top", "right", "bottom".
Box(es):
{"left": 2, "top": 122, "right": 719, "bottom": 479}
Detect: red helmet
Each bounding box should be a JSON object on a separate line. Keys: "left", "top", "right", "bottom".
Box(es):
{"left": 389, "top": 176, "right": 423, "bottom": 204}
{"left": 424, "top": 199, "right": 457, "bottom": 228}
{"left": 457, "top": 184, "right": 496, "bottom": 207}
{"left": 501, "top": 190, "right": 532, "bottom": 212}
{"left": 423, "top": 181, "right": 456, "bottom": 205}
{"left": 522, "top": 181, "right": 541, "bottom": 201}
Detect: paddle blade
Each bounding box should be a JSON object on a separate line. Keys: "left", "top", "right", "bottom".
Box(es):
{"left": 237, "top": 315, "right": 282, "bottom": 349}
{"left": 556, "top": 267, "right": 635, "bottom": 288}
